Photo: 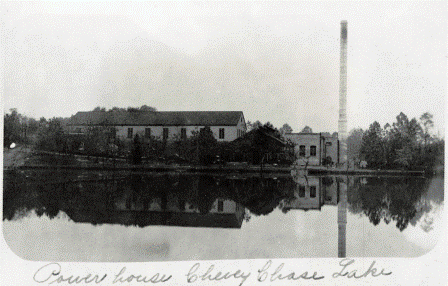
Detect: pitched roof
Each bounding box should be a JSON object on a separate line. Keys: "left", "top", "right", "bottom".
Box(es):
{"left": 67, "top": 111, "right": 244, "bottom": 126}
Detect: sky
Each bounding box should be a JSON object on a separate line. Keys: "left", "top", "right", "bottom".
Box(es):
{"left": 2, "top": 1, "right": 446, "bottom": 135}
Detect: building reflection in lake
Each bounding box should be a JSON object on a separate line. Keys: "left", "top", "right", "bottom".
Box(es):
{"left": 279, "top": 175, "right": 347, "bottom": 257}
{"left": 3, "top": 171, "right": 437, "bottom": 243}
{"left": 3, "top": 169, "right": 443, "bottom": 260}
{"left": 280, "top": 176, "right": 339, "bottom": 212}
{"left": 64, "top": 175, "right": 246, "bottom": 229}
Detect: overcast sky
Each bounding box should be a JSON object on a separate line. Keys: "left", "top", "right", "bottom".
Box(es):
{"left": 2, "top": 1, "right": 446, "bottom": 135}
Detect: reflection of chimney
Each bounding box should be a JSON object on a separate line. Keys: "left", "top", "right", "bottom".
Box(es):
{"left": 338, "top": 21, "right": 348, "bottom": 163}
{"left": 337, "top": 178, "right": 347, "bottom": 258}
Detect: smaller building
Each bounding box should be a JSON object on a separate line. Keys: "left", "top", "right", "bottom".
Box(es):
{"left": 283, "top": 132, "right": 340, "bottom": 166}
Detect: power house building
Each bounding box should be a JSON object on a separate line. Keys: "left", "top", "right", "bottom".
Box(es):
{"left": 67, "top": 110, "right": 247, "bottom": 142}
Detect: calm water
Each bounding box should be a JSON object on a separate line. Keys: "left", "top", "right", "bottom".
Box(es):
{"left": 3, "top": 170, "right": 444, "bottom": 261}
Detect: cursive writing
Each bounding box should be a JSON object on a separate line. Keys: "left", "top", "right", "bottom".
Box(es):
{"left": 333, "top": 259, "right": 392, "bottom": 278}
{"left": 257, "top": 260, "right": 325, "bottom": 282}
{"left": 33, "top": 263, "right": 107, "bottom": 284}
{"left": 186, "top": 263, "right": 251, "bottom": 286}
{"left": 113, "top": 267, "right": 171, "bottom": 283}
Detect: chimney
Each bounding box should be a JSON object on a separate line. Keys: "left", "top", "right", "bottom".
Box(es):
{"left": 338, "top": 20, "right": 348, "bottom": 164}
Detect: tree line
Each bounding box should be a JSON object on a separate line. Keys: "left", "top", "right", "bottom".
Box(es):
{"left": 347, "top": 112, "right": 443, "bottom": 171}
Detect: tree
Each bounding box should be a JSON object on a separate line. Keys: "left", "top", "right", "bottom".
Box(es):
{"left": 361, "top": 111, "right": 442, "bottom": 171}
{"left": 300, "top": 126, "right": 313, "bottom": 133}
{"left": 360, "top": 121, "right": 384, "bottom": 168}
{"left": 4, "top": 108, "right": 22, "bottom": 147}
{"left": 279, "top": 123, "right": 293, "bottom": 135}
{"left": 347, "top": 128, "right": 364, "bottom": 162}
{"left": 127, "top": 107, "right": 139, "bottom": 112}
{"left": 139, "top": 105, "right": 157, "bottom": 112}
{"left": 247, "top": 120, "right": 263, "bottom": 132}
{"left": 191, "top": 126, "right": 218, "bottom": 165}
{"left": 131, "top": 134, "right": 142, "bottom": 164}
{"left": 109, "top": 107, "right": 126, "bottom": 112}
{"left": 93, "top": 106, "right": 106, "bottom": 112}
{"left": 419, "top": 112, "right": 434, "bottom": 147}
{"left": 36, "top": 117, "right": 67, "bottom": 152}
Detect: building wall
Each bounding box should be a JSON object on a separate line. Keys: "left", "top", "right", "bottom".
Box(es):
{"left": 323, "top": 137, "right": 339, "bottom": 165}
{"left": 284, "top": 133, "right": 339, "bottom": 166}
{"left": 210, "top": 199, "right": 237, "bottom": 214}
{"left": 284, "top": 133, "right": 322, "bottom": 165}
{"left": 69, "top": 123, "right": 245, "bottom": 142}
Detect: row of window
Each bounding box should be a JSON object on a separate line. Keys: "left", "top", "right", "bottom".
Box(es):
{"left": 298, "top": 145, "right": 317, "bottom": 157}
{"left": 127, "top": 127, "right": 227, "bottom": 140}
{"left": 298, "top": 185, "right": 317, "bottom": 198}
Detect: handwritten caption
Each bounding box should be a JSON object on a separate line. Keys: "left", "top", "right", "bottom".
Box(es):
{"left": 33, "top": 259, "right": 392, "bottom": 285}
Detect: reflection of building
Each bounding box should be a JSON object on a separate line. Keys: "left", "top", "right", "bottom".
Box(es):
{"left": 283, "top": 133, "right": 339, "bottom": 166}
{"left": 67, "top": 111, "right": 246, "bottom": 142}
{"left": 284, "top": 175, "right": 347, "bottom": 257}
{"left": 282, "top": 177, "right": 338, "bottom": 211}
{"left": 63, "top": 189, "right": 246, "bottom": 229}
{"left": 64, "top": 197, "right": 245, "bottom": 229}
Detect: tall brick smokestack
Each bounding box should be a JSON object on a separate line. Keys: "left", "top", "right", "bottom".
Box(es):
{"left": 338, "top": 20, "right": 348, "bottom": 164}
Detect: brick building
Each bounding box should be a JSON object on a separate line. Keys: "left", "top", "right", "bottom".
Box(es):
{"left": 283, "top": 132, "right": 340, "bottom": 166}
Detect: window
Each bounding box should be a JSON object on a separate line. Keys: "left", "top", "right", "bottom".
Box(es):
{"left": 310, "top": 186, "right": 316, "bottom": 198}
{"left": 163, "top": 128, "right": 169, "bottom": 141}
{"left": 145, "top": 128, "right": 151, "bottom": 139}
{"left": 127, "top": 128, "right": 133, "bottom": 139}
{"left": 181, "top": 128, "right": 187, "bottom": 140}
{"left": 218, "top": 200, "right": 224, "bottom": 212}
{"left": 299, "top": 185, "right": 305, "bottom": 197}
{"left": 299, "top": 145, "right": 306, "bottom": 157}
{"left": 219, "top": 128, "right": 225, "bottom": 139}
{"left": 310, "top": 145, "right": 317, "bottom": 156}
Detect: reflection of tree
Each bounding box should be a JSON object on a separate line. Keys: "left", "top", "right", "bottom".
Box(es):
{"left": 347, "top": 177, "right": 430, "bottom": 231}
{"left": 229, "top": 177, "right": 295, "bottom": 216}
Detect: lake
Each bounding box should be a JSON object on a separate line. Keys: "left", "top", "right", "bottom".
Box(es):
{"left": 3, "top": 170, "right": 444, "bottom": 261}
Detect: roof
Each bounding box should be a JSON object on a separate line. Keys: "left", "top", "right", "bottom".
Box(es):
{"left": 67, "top": 111, "right": 244, "bottom": 126}
{"left": 232, "top": 126, "right": 288, "bottom": 146}
{"left": 284, "top": 132, "right": 338, "bottom": 139}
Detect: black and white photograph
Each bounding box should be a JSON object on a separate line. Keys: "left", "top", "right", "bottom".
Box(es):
{"left": 1, "top": 1, "right": 446, "bottom": 284}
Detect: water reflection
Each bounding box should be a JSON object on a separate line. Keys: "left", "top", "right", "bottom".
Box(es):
{"left": 347, "top": 177, "right": 435, "bottom": 231}
{"left": 3, "top": 170, "right": 443, "bottom": 259}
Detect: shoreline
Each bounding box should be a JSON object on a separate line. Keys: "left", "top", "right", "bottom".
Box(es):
{"left": 9, "top": 164, "right": 427, "bottom": 177}
{"left": 3, "top": 147, "right": 431, "bottom": 177}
